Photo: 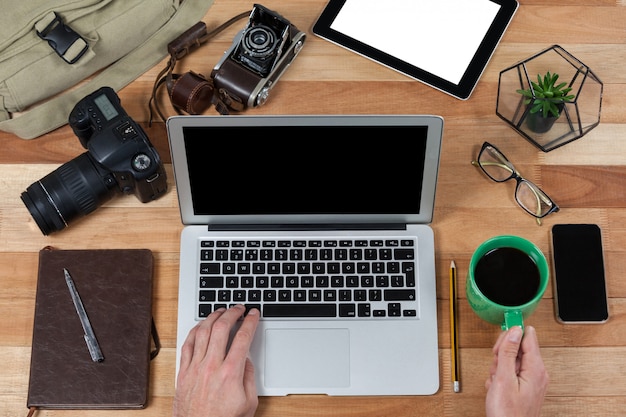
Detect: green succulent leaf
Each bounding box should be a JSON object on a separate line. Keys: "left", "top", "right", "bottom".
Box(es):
{"left": 555, "top": 82, "right": 568, "bottom": 91}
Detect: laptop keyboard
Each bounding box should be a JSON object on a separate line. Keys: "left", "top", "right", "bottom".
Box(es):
{"left": 196, "top": 238, "right": 419, "bottom": 319}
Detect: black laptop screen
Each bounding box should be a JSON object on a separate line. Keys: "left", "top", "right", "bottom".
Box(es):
{"left": 182, "top": 126, "right": 428, "bottom": 216}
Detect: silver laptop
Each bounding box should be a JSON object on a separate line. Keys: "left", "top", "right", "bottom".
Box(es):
{"left": 168, "top": 114, "right": 443, "bottom": 396}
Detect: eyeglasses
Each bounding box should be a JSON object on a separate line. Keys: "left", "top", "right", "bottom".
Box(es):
{"left": 471, "top": 142, "right": 559, "bottom": 225}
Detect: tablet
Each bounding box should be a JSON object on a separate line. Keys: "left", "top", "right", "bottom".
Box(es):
{"left": 312, "top": 0, "right": 518, "bottom": 100}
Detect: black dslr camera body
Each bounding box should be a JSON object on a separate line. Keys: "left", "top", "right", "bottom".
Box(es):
{"left": 211, "top": 4, "right": 306, "bottom": 112}
{"left": 21, "top": 86, "right": 167, "bottom": 235}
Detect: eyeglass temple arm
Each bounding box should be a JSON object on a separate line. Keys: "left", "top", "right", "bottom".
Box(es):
{"left": 471, "top": 160, "right": 515, "bottom": 175}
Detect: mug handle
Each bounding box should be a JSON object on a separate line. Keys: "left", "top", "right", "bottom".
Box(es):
{"left": 502, "top": 310, "right": 524, "bottom": 331}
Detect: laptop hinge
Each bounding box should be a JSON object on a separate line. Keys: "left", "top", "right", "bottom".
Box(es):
{"left": 207, "top": 223, "right": 407, "bottom": 232}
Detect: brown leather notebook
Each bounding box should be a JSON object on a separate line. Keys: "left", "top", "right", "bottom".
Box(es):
{"left": 27, "top": 247, "right": 158, "bottom": 410}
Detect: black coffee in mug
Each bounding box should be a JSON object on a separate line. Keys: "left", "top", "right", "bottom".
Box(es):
{"left": 474, "top": 246, "right": 540, "bottom": 306}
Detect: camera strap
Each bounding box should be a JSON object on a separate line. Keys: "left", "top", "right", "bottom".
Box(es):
{"left": 148, "top": 10, "right": 250, "bottom": 123}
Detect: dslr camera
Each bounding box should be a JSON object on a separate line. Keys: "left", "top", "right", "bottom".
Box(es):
{"left": 211, "top": 4, "right": 306, "bottom": 113}
{"left": 21, "top": 86, "right": 167, "bottom": 235}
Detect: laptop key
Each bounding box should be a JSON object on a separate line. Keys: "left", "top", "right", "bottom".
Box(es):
{"left": 200, "top": 262, "right": 220, "bottom": 274}
{"left": 263, "top": 303, "right": 337, "bottom": 317}
{"left": 403, "top": 262, "right": 416, "bottom": 287}
{"left": 339, "top": 304, "right": 356, "bottom": 317}
{"left": 369, "top": 289, "right": 382, "bottom": 301}
{"left": 358, "top": 303, "right": 371, "bottom": 317}
{"left": 199, "top": 290, "right": 216, "bottom": 301}
{"left": 388, "top": 303, "right": 401, "bottom": 316}
{"left": 199, "top": 304, "right": 212, "bottom": 317}
{"left": 384, "top": 289, "right": 416, "bottom": 301}
{"left": 244, "top": 304, "right": 261, "bottom": 315}
{"left": 233, "top": 290, "right": 246, "bottom": 302}
{"left": 394, "top": 248, "right": 415, "bottom": 259}
{"left": 200, "top": 276, "right": 223, "bottom": 288}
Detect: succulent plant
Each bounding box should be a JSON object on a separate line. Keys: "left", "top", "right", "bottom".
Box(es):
{"left": 517, "top": 72, "right": 575, "bottom": 118}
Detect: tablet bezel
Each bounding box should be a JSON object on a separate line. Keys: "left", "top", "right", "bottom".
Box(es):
{"left": 312, "top": 0, "right": 518, "bottom": 100}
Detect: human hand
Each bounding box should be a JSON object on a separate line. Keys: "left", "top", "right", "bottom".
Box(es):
{"left": 485, "top": 325, "right": 549, "bottom": 417}
{"left": 173, "top": 304, "right": 260, "bottom": 417}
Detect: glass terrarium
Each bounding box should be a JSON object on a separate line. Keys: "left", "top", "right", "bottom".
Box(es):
{"left": 496, "top": 45, "right": 603, "bottom": 152}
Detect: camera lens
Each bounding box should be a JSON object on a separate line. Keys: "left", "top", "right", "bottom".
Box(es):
{"left": 21, "top": 153, "right": 118, "bottom": 235}
{"left": 242, "top": 25, "right": 277, "bottom": 58}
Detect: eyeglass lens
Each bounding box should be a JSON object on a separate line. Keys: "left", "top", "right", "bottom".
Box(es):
{"left": 478, "top": 145, "right": 515, "bottom": 182}
{"left": 515, "top": 180, "right": 555, "bottom": 218}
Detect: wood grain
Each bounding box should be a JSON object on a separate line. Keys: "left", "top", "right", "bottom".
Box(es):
{"left": 1, "top": 0, "right": 625, "bottom": 416}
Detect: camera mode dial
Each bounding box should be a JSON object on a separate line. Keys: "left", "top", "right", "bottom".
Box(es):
{"left": 132, "top": 153, "right": 152, "bottom": 171}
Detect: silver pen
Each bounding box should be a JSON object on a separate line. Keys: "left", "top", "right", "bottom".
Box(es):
{"left": 63, "top": 268, "right": 104, "bottom": 362}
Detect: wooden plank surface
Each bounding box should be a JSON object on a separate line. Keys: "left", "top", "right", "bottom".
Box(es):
{"left": 1, "top": 0, "right": 625, "bottom": 416}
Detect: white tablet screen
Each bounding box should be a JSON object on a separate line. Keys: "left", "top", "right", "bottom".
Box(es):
{"left": 330, "top": 0, "right": 500, "bottom": 85}
{"left": 313, "top": 0, "right": 518, "bottom": 99}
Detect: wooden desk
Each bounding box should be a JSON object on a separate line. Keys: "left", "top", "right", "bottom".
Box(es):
{"left": 2, "top": 1, "right": 625, "bottom": 416}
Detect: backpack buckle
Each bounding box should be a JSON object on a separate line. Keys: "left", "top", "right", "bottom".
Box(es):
{"left": 36, "top": 12, "right": 88, "bottom": 64}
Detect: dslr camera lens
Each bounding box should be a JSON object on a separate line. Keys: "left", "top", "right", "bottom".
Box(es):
{"left": 21, "top": 153, "right": 117, "bottom": 235}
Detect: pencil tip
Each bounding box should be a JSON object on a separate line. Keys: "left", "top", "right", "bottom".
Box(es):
{"left": 450, "top": 260, "right": 456, "bottom": 268}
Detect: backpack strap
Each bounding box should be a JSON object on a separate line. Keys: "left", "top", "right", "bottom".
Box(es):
{"left": 0, "top": 0, "right": 215, "bottom": 140}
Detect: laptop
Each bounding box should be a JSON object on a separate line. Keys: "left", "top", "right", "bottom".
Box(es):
{"left": 167, "top": 114, "right": 443, "bottom": 396}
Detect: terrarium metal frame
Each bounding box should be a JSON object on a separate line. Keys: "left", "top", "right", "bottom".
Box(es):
{"left": 496, "top": 45, "right": 603, "bottom": 152}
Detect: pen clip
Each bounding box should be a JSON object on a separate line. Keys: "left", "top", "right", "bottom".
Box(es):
{"left": 84, "top": 334, "right": 104, "bottom": 362}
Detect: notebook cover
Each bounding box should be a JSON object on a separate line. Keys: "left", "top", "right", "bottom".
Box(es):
{"left": 27, "top": 248, "right": 154, "bottom": 409}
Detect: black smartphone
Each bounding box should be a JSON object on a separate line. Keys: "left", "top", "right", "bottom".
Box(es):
{"left": 551, "top": 224, "right": 609, "bottom": 323}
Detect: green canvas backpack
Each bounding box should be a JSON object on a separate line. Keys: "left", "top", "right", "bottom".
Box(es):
{"left": 0, "top": 0, "right": 214, "bottom": 139}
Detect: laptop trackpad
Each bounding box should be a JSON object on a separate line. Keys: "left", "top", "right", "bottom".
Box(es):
{"left": 264, "top": 328, "right": 350, "bottom": 389}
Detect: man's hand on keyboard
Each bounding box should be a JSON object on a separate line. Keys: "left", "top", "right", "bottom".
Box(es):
{"left": 173, "top": 304, "right": 260, "bottom": 417}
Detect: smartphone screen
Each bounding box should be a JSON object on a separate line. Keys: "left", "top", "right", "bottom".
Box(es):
{"left": 551, "top": 224, "right": 609, "bottom": 323}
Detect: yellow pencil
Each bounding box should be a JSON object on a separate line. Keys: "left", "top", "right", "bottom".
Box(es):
{"left": 450, "top": 260, "right": 460, "bottom": 392}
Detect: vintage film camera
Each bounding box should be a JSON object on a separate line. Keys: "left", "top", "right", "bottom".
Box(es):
{"left": 21, "top": 86, "right": 167, "bottom": 235}
{"left": 210, "top": 4, "right": 306, "bottom": 112}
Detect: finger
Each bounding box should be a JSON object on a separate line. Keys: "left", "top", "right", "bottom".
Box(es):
{"left": 519, "top": 326, "right": 547, "bottom": 377}
{"left": 520, "top": 325, "right": 541, "bottom": 356}
{"left": 178, "top": 323, "right": 199, "bottom": 374}
{"left": 491, "top": 328, "right": 508, "bottom": 355}
{"left": 488, "top": 329, "right": 508, "bottom": 375}
{"left": 488, "top": 355, "right": 498, "bottom": 379}
{"left": 190, "top": 308, "right": 226, "bottom": 363}
{"left": 224, "top": 308, "right": 260, "bottom": 376}
{"left": 205, "top": 305, "right": 247, "bottom": 365}
{"left": 485, "top": 373, "right": 494, "bottom": 390}
{"left": 494, "top": 326, "right": 523, "bottom": 378}
{"left": 243, "top": 357, "right": 258, "bottom": 402}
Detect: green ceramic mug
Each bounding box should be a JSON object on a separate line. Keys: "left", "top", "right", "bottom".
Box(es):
{"left": 466, "top": 235, "right": 549, "bottom": 330}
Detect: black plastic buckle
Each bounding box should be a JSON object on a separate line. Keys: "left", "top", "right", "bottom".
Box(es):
{"left": 37, "top": 12, "right": 88, "bottom": 64}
